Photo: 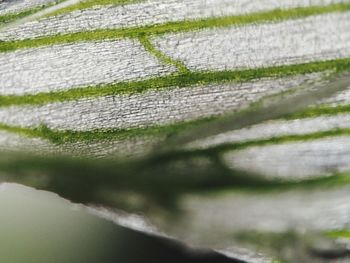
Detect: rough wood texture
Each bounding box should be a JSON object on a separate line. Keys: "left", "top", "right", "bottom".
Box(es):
{"left": 1, "top": 0, "right": 350, "bottom": 262}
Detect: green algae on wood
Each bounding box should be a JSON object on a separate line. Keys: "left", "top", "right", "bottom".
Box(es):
{"left": 1, "top": 2, "right": 350, "bottom": 52}
{"left": 0, "top": 58, "right": 349, "bottom": 108}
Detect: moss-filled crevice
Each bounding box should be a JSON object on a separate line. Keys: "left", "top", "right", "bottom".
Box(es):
{"left": 0, "top": 58, "right": 349, "bottom": 107}
{"left": 0, "top": 8, "right": 41, "bottom": 26}
{"left": 1, "top": 122, "right": 350, "bottom": 154}
{"left": 1, "top": 2, "right": 349, "bottom": 52}
{"left": 138, "top": 35, "right": 189, "bottom": 73}
{"left": 0, "top": 0, "right": 68, "bottom": 27}
{"left": 209, "top": 128, "right": 350, "bottom": 155}
{"left": 286, "top": 104, "right": 350, "bottom": 119}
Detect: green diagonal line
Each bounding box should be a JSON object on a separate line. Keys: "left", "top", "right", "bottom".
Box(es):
{"left": 0, "top": 0, "right": 68, "bottom": 27}
{"left": 43, "top": 0, "right": 139, "bottom": 18}
{"left": 144, "top": 128, "right": 350, "bottom": 163}
{"left": 286, "top": 104, "right": 350, "bottom": 119}
{"left": 198, "top": 128, "right": 350, "bottom": 155}
{"left": 0, "top": 59, "right": 349, "bottom": 145}
{"left": 0, "top": 7, "right": 42, "bottom": 26}
{"left": 0, "top": 0, "right": 65, "bottom": 27}
{"left": 138, "top": 35, "right": 189, "bottom": 73}
{"left": 0, "top": 117, "right": 216, "bottom": 144}
{"left": 1, "top": 58, "right": 350, "bottom": 108}
{"left": 1, "top": 3, "right": 350, "bottom": 52}
{"left": 0, "top": 119, "right": 350, "bottom": 149}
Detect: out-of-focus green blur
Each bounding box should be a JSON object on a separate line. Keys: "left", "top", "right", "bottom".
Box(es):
{"left": 0, "top": 183, "right": 234, "bottom": 263}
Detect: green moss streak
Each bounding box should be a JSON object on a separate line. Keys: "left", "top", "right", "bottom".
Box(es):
{"left": 0, "top": 58, "right": 349, "bottom": 108}
{"left": 1, "top": 3, "right": 349, "bottom": 52}
{"left": 1, "top": 121, "right": 350, "bottom": 156}
{"left": 0, "top": 3, "right": 57, "bottom": 27}
{"left": 0, "top": 8, "right": 40, "bottom": 26}
{"left": 327, "top": 230, "right": 350, "bottom": 239}
{"left": 0, "top": 60, "right": 348, "bottom": 146}
{"left": 138, "top": 35, "right": 189, "bottom": 73}
{"left": 201, "top": 128, "right": 350, "bottom": 155}
{"left": 0, "top": 117, "right": 215, "bottom": 144}
{"left": 0, "top": 0, "right": 68, "bottom": 27}
{"left": 287, "top": 104, "right": 350, "bottom": 119}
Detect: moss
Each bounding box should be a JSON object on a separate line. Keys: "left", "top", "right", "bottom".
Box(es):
{"left": 0, "top": 9, "right": 39, "bottom": 26}
{"left": 0, "top": 0, "right": 67, "bottom": 27}
{"left": 44, "top": 0, "right": 138, "bottom": 17}
{"left": 1, "top": 119, "right": 350, "bottom": 154}
{"left": 0, "top": 117, "right": 216, "bottom": 144}
{"left": 327, "top": 230, "right": 350, "bottom": 239}
{"left": 1, "top": 2, "right": 349, "bottom": 52}
{"left": 204, "top": 128, "right": 350, "bottom": 155}
{"left": 0, "top": 5, "right": 49, "bottom": 26}
{"left": 138, "top": 35, "right": 189, "bottom": 73}
{"left": 0, "top": 58, "right": 349, "bottom": 107}
{"left": 0, "top": 60, "right": 348, "bottom": 148}
{"left": 286, "top": 104, "right": 350, "bottom": 119}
